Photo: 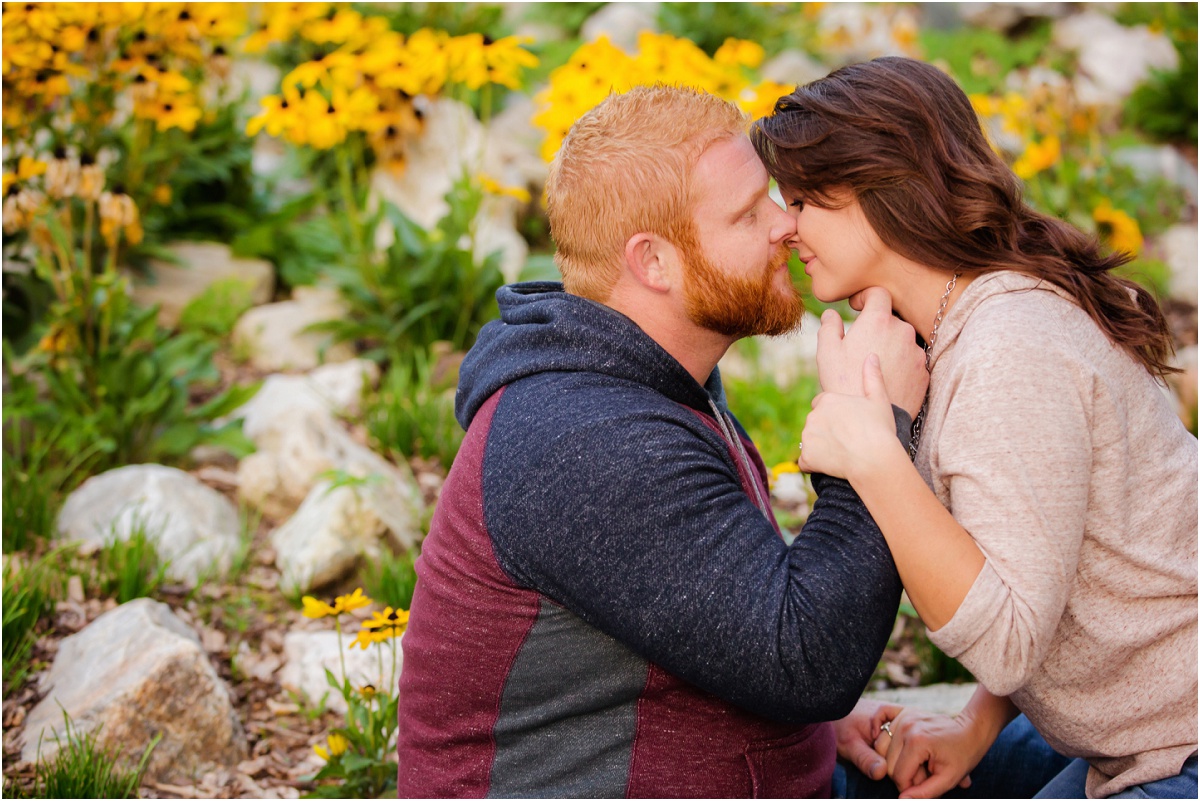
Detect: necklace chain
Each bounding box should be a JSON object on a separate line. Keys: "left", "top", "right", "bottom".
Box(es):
{"left": 909, "top": 272, "right": 960, "bottom": 459}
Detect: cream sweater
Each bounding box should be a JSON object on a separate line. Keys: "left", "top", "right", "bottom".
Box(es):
{"left": 917, "top": 271, "right": 1197, "bottom": 798}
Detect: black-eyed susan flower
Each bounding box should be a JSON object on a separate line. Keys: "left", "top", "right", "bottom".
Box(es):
{"left": 1093, "top": 200, "right": 1143, "bottom": 257}
{"left": 482, "top": 35, "right": 539, "bottom": 91}
{"left": 302, "top": 596, "right": 339, "bottom": 619}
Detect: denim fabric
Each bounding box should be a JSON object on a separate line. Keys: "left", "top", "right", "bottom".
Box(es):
{"left": 834, "top": 714, "right": 1071, "bottom": 798}
{"left": 1036, "top": 755, "right": 1198, "bottom": 799}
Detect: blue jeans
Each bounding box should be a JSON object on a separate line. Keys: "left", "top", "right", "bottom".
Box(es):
{"left": 1035, "top": 754, "right": 1198, "bottom": 799}
{"left": 834, "top": 714, "right": 1072, "bottom": 798}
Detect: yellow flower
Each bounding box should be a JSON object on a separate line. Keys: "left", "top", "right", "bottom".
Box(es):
{"left": 482, "top": 35, "right": 539, "bottom": 90}
{"left": 714, "top": 38, "right": 765, "bottom": 70}
{"left": 302, "top": 588, "right": 373, "bottom": 618}
{"left": 327, "top": 732, "right": 349, "bottom": 757}
{"left": 353, "top": 606, "right": 410, "bottom": 646}
{"left": 335, "top": 588, "right": 371, "bottom": 613}
{"left": 302, "top": 596, "right": 338, "bottom": 619}
{"left": 17, "top": 156, "right": 48, "bottom": 181}
{"left": 1093, "top": 201, "right": 1143, "bottom": 256}
{"left": 246, "top": 88, "right": 302, "bottom": 138}
{"left": 363, "top": 606, "right": 410, "bottom": 631}
{"left": 358, "top": 683, "right": 377, "bottom": 700}
{"left": 152, "top": 183, "right": 172, "bottom": 205}
{"left": 1012, "top": 135, "right": 1060, "bottom": 180}
{"left": 2, "top": 173, "right": 15, "bottom": 198}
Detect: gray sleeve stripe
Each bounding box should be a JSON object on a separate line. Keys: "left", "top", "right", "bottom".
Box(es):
{"left": 488, "top": 599, "right": 646, "bottom": 798}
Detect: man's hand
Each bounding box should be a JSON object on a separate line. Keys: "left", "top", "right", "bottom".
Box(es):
{"left": 834, "top": 698, "right": 903, "bottom": 782}
{"left": 816, "top": 287, "right": 927, "bottom": 418}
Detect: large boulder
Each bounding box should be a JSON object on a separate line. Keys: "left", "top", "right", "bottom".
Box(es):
{"left": 231, "top": 285, "right": 355, "bottom": 372}
{"left": 271, "top": 479, "right": 419, "bottom": 594}
{"left": 128, "top": 241, "right": 275, "bottom": 330}
{"left": 236, "top": 404, "right": 424, "bottom": 530}
{"left": 56, "top": 464, "right": 241, "bottom": 586}
{"left": 21, "top": 599, "right": 247, "bottom": 783}
{"left": 233, "top": 359, "right": 381, "bottom": 438}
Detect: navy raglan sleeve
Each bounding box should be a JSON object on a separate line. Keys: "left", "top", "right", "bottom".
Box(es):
{"left": 483, "top": 379, "right": 902, "bottom": 725}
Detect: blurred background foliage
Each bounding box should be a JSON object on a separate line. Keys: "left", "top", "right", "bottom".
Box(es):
{"left": 2, "top": 5, "right": 1196, "bottom": 793}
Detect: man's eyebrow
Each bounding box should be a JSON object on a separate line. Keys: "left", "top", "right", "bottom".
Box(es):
{"left": 732, "top": 185, "right": 767, "bottom": 216}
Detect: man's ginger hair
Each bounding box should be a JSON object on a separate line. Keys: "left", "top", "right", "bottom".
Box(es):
{"left": 546, "top": 85, "right": 750, "bottom": 302}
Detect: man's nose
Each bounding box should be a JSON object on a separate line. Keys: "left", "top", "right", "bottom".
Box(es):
{"left": 769, "top": 203, "right": 797, "bottom": 243}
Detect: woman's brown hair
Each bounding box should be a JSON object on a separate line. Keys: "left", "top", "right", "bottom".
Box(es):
{"left": 751, "top": 56, "right": 1177, "bottom": 379}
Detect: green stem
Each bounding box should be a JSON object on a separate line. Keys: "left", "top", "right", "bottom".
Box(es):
{"left": 336, "top": 616, "right": 347, "bottom": 689}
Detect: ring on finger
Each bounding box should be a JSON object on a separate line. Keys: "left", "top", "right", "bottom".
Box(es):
{"left": 880, "top": 721, "right": 894, "bottom": 738}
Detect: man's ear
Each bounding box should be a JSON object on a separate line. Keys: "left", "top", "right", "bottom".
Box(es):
{"left": 624, "top": 232, "right": 679, "bottom": 292}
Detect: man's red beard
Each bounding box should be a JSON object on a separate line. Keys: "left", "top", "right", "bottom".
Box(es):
{"left": 681, "top": 237, "right": 805, "bottom": 338}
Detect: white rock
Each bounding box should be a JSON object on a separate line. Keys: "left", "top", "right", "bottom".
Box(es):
{"left": 237, "top": 405, "right": 424, "bottom": 534}
{"left": 1053, "top": 11, "right": 1179, "bottom": 106}
{"left": 278, "top": 630, "right": 403, "bottom": 714}
{"left": 760, "top": 50, "right": 828, "bottom": 89}
{"left": 231, "top": 285, "right": 355, "bottom": 372}
{"left": 1155, "top": 224, "right": 1199, "bottom": 303}
{"left": 127, "top": 241, "right": 275, "bottom": 330}
{"left": 580, "top": 2, "right": 659, "bottom": 52}
{"left": 22, "top": 598, "right": 246, "bottom": 782}
{"left": 232, "top": 359, "right": 381, "bottom": 440}
{"left": 270, "top": 479, "right": 416, "bottom": 594}
{"left": 56, "top": 464, "right": 240, "bottom": 586}
{"left": 370, "top": 96, "right": 535, "bottom": 282}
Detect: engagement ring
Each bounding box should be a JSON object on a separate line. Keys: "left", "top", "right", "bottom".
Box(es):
{"left": 880, "top": 721, "right": 894, "bottom": 738}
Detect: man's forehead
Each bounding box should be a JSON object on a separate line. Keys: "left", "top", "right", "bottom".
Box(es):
{"left": 693, "top": 136, "right": 768, "bottom": 202}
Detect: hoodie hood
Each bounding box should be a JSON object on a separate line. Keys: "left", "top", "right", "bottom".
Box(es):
{"left": 456, "top": 282, "right": 727, "bottom": 428}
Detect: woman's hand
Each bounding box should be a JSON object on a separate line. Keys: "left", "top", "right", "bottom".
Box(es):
{"left": 798, "top": 353, "right": 907, "bottom": 481}
{"left": 818, "top": 287, "right": 927, "bottom": 419}
{"left": 873, "top": 708, "right": 991, "bottom": 799}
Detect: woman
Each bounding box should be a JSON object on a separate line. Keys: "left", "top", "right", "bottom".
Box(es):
{"left": 750, "top": 57, "right": 1197, "bottom": 799}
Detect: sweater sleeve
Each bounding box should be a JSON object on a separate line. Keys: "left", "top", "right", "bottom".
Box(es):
{"left": 483, "top": 382, "right": 901, "bottom": 725}
{"left": 926, "top": 323, "right": 1093, "bottom": 695}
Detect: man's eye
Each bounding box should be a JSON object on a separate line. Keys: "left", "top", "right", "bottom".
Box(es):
{"left": 789, "top": 198, "right": 805, "bottom": 210}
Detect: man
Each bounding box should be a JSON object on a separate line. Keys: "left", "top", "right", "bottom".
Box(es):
{"left": 396, "top": 84, "right": 928, "bottom": 798}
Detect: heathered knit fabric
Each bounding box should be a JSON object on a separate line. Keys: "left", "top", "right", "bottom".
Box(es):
{"left": 396, "top": 282, "right": 904, "bottom": 797}
{"left": 918, "top": 271, "right": 1198, "bottom": 798}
